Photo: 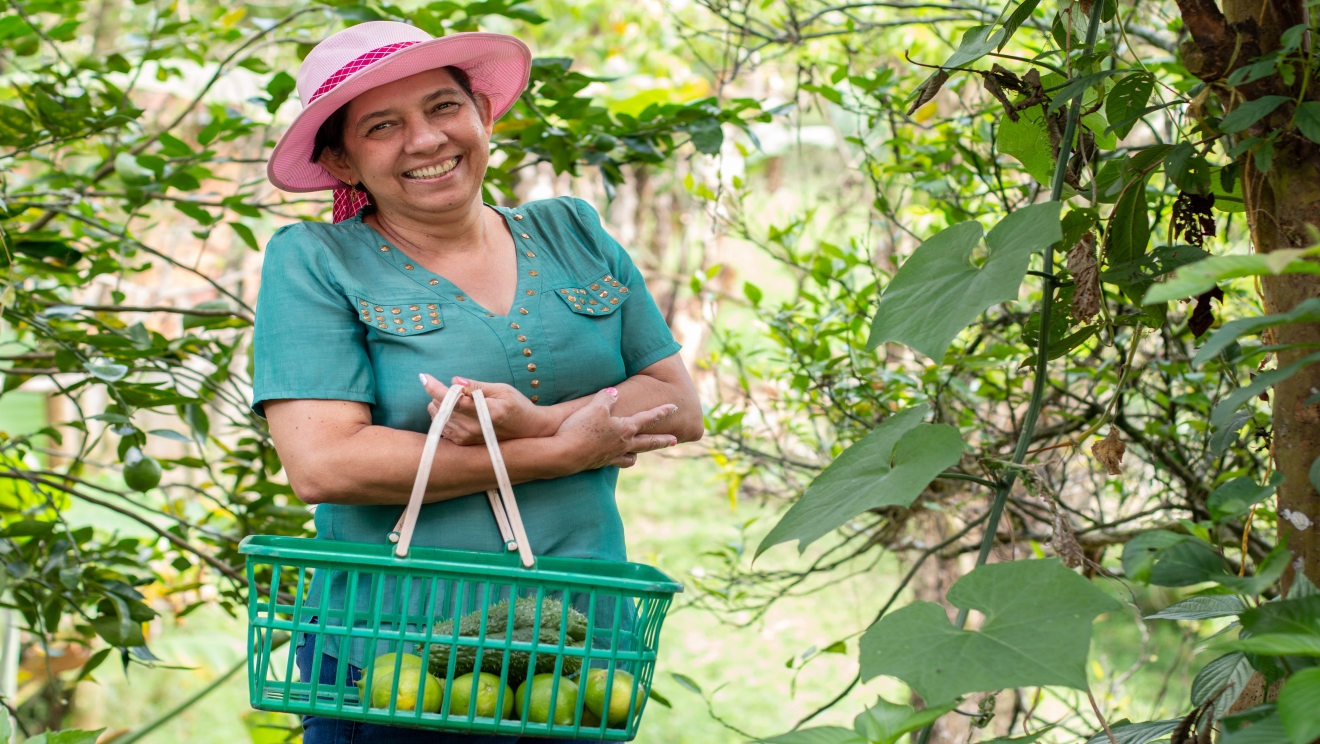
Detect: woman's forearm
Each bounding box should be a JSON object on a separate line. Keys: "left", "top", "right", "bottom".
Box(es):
{"left": 274, "top": 410, "right": 573, "bottom": 505}
{"left": 543, "top": 357, "right": 703, "bottom": 442}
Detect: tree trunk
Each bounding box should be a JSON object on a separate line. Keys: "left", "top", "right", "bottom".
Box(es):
{"left": 1176, "top": 0, "right": 1320, "bottom": 588}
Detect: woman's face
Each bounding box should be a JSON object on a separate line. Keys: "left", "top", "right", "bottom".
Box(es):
{"left": 319, "top": 67, "right": 494, "bottom": 220}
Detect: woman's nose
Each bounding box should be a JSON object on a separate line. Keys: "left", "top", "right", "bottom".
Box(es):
{"left": 403, "top": 120, "right": 447, "bottom": 155}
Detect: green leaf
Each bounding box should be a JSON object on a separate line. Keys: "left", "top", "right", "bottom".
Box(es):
{"left": 1229, "top": 634, "right": 1320, "bottom": 656}
{"left": 1208, "top": 473, "right": 1282, "bottom": 522}
{"left": 998, "top": 0, "right": 1042, "bottom": 50}
{"left": 1222, "top": 709, "right": 1287, "bottom": 744}
{"left": 1149, "top": 540, "right": 1229, "bottom": 587}
{"left": 1144, "top": 248, "right": 1320, "bottom": 303}
{"left": 1105, "top": 71, "right": 1154, "bottom": 139}
{"left": 854, "top": 698, "right": 959, "bottom": 744}
{"left": 1048, "top": 70, "right": 1123, "bottom": 113}
{"left": 1211, "top": 350, "right": 1320, "bottom": 428}
{"left": 647, "top": 687, "right": 671, "bottom": 708}
{"left": 1278, "top": 667, "right": 1320, "bottom": 744}
{"left": 756, "top": 404, "right": 963, "bottom": 556}
{"left": 757, "top": 729, "right": 866, "bottom": 744}
{"left": 86, "top": 361, "right": 129, "bottom": 382}
{"left": 1219, "top": 96, "right": 1290, "bottom": 134}
{"left": 229, "top": 221, "right": 258, "bottom": 250}
{"left": 1084, "top": 719, "right": 1181, "bottom": 744}
{"left": 866, "top": 202, "right": 1062, "bottom": 362}
{"left": 943, "top": 24, "right": 1005, "bottom": 69}
{"left": 1164, "top": 142, "right": 1213, "bottom": 194}
{"left": 1106, "top": 176, "right": 1150, "bottom": 266}
{"left": 28, "top": 730, "right": 106, "bottom": 744}
{"left": 1191, "top": 653, "right": 1254, "bottom": 720}
{"left": 997, "top": 107, "right": 1058, "bottom": 186}
{"left": 114, "top": 152, "right": 154, "bottom": 185}
{"left": 685, "top": 118, "right": 723, "bottom": 154}
{"left": 859, "top": 559, "right": 1121, "bottom": 704}
{"left": 1195, "top": 298, "right": 1320, "bottom": 367}
{"left": 1242, "top": 595, "right": 1320, "bottom": 637}
{"left": 1122, "top": 530, "right": 1188, "bottom": 584}
{"left": 1147, "top": 594, "right": 1246, "bottom": 620}
{"left": 671, "top": 673, "right": 703, "bottom": 694}
{"left": 1294, "top": 101, "right": 1320, "bottom": 144}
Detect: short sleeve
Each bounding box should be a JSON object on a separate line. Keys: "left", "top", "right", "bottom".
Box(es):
{"left": 251, "top": 225, "right": 375, "bottom": 417}
{"left": 574, "top": 199, "right": 682, "bottom": 377}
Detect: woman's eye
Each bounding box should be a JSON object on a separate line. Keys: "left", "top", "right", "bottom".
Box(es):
{"left": 368, "top": 122, "right": 390, "bottom": 133}
{"left": 433, "top": 102, "right": 457, "bottom": 113}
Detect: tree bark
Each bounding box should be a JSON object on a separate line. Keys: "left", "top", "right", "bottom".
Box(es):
{"left": 1178, "top": 0, "right": 1320, "bottom": 588}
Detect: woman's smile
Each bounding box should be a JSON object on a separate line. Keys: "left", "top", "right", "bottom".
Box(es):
{"left": 403, "top": 155, "right": 462, "bottom": 181}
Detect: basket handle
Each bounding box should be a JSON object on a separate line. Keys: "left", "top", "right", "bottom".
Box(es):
{"left": 390, "top": 384, "right": 535, "bottom": 568}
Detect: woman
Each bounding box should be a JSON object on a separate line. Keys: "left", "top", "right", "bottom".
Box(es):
{"left": 254, "top": 21, "right": 702, "bottom": 744}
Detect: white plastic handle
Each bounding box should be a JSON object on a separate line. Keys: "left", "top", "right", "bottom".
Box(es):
{"left": 392, "top": 384, "right": 534, "bottom": 567}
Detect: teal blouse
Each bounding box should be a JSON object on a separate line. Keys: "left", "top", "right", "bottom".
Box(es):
{"left": 252, "top": 197, "right": 680, "bottom": 660}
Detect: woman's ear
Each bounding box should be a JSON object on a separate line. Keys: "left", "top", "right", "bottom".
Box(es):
{"left": 318, "top": 148, "right": 360, "bottom": 189}
{"left": 476, "top": 92, "right": 495, "bottom": 134}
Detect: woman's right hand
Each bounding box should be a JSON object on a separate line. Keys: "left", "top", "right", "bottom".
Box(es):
{"left": 551, "top": 388, "right": 678, "bottom": 470}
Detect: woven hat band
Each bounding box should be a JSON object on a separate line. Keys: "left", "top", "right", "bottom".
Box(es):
{"left": 309, "top": 41, "right": 421, "bottom": 103}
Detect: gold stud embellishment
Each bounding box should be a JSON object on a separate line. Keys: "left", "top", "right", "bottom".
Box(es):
{"left": 529, "top": 270, "right": 538, "bottom": 276}
{"left": 531, "top": 395, "right": 539, "bottom": 403}
{"left": 379, "top": 245, "right": 389, "bottom": 251}
{"left": 513, "top": 214, "right": 523, "bottom": 220}
{"left": 520, "top": 233, "right": 530, "bottom": 239}
{"left": 530, "top": 380, "right": 539, "bottom": 388}
{"left": 456, "top": 295, "right": 466, "bottom": 301}
{"left": 574, "top": 303, "right": 583, "bottom": 310}
{"left": 587, "top": 308, "right": 595, "bottom": 313}
{"left": 525, "top": 289, "right": 535, "bottom": 296}
{"left": 589, "top": 299, "right": 598, "bottom": 305}
{"left": 427, "top": 304, "right": 436, "bottom": 309}
{"left": 523, "top": 348, "right": 532, "bottom": 357}
{"left": 396, "top": 327, "right": 406, "bottom": 333}
{"left": 409, "top": 305, "right": 419, "bottom": 311}
{"left": 404, "top": 264, "right": 414, "bottom": 270}
{"left": 519, "top": 308, "right": 529, "bottom": 315}
{"left": 609, "top": 298, "right": 619, "bottom": 304}
{"left": 359, "top": 300, "right": 368, "bottom": 306}
{"left": 391, "top": 308, "right": 401, "bottom": 314}
{"left": 414, "top": 324, "right": 424, "bottom": 330}
{"left": 375, "top": 306, "right": 384, "bottom": 312}
{"left": 611, "top": 281, "right": 620, "bottom": 287}
{"left": 620, "top": 287, "right": 629, "bottom": 293}
{"left": 524, "top": 252, "right": 535, "bottom": 258}
{"left": 590, "top": 284, "right": 600, "bottom": 290}
{"left": 603, "top": 275, "right": 613, "bottom": 282}
{"left": 394, "top": 318, "right": 403, "bottom": 324}
{"left": 486, "top": 313, "right": 494, "bottom": 317}
{"left": 377, "top": 323, "right": 386, "bottom": 329}
{"left": 431, "top": 319, "right": 440, "bottom": 325}
{"left": 517, "top": 334, "right": 526, "bottom": 342}
{"left": 429, "top": 279, "right": 439, "bottom": 286}
{"left": 376, "top": 315, "right": 384, "bottom": 321}
{"left": 510, "top": 323, "right": 520, "bottom": 329}
{"left": 599, "top": 291, "right": 609, "bottom": 298}
{"left": 560, "top": 289, "right": 569, "bottom": 294}
{"left": 527, "top": 363, "right": 536, "bottom": 372}
{"left": 411, "top": 315, "right": 422, "bottom": 321}
{"left": 601, "top": 307, "right": 610, "bottom": 313}
{"left": 430, "top": 311, "right": 439, "bottom": 317}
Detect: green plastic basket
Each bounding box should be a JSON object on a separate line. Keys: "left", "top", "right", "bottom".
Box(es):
{"left": 241, "top": 386, "right": 683, "bottom": 739}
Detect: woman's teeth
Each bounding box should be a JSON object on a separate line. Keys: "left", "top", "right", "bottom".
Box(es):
{"left": 405, "top": 157, "right": 460, "bottom": 178}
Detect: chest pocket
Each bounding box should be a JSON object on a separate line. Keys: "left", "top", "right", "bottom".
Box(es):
{"left": 352, "top": 295, "right": 445, "bottom": 336}
{"left": 552, "top": 271, "right": 631, "bottom": 316}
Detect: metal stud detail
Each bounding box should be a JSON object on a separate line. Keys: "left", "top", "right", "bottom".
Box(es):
{"left": 396, "top": 327, "right": 406, "bottom": 332}
{"left": 380, "top": 245, "right": 390, "bottom": 251}
{"left": 620, "top": 287, "right": 629, "bottom": 293}
{"left": 525, "top": 289, "right": 535, "bottom": 296}
{"left": 510, "top": 323, "right": 520, "bottom": 329}
{"left": 517, "top": 335, "right": 526, "bottom": 342}
{"left": 574, "top": 304, "right": 582, "bottom": 310}
{"left": 513, "top": 214, "right": 523, "bottom": 220}
{"left": 404, "top": 264, "right": 414, "bottom": 270}
{"left": 520, "top": 233, "right": 530, "bottom": 239}
{"left": 375, "top": 306, "right": 384, "bottom": 312}
{"left": 530, "top": 380, "right": 539, "bottom": 388}
{"left": 359, "top": 300, "right": 368, "bottom": 306}
{"left": 590, "top": 284, "right": 600, "bottom": 290}
{"left": 531, "top": 395, "right": 539, "bottom": 403}
{"left": 409, "top": 305, "right": 419, "bottom": 311}
{"left": 411, "top": 315, "right": 422, "bottom": 321}
{"left": 609, "top": 298, "right": 619, "bottom": 304}
{"left": 414, "top": 324, "right": 423, "bottom": 330}
{"left": 456, "top": 295, "right": 466, "bottom": 301}
{"left": 429, "top": 279, "right": 439, "bottom": 285}
{"left": 529, "top": 270, "right": 538, "bottom": 276}
{"left": 524, "top": 252, "right": 535, "bottom": 258}
{"left": 523, "top": 349, "right": 532, "bottom": 357}
{"left": 391, "top": 308, "right": 401, "bottom": 314}
{"left": 519, "top": 308, "right": 528, "bottom": 315}
{"left": 527, "top": 363, "right": 536, "bottom": 372}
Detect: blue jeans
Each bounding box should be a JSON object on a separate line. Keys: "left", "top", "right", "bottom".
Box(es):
{"left": 295, "top": 638, "right": 600, "bottom": 744}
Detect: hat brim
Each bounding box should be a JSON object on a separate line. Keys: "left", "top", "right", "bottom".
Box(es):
{"left": 267, "top": 32, "right": 531, "bottom": 193}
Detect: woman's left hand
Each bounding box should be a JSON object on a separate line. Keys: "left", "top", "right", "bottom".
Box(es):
{"left": 421, "top": 374, "right": 558, "bottom": 444}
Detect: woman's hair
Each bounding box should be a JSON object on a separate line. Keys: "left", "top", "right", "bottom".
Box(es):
{"left": 310, "top": 65, "right": 477, "bottom": 166}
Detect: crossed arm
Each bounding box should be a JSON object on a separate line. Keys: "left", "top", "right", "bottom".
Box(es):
{"left": 264, "top": 354, "right": 703, "bottom": 506}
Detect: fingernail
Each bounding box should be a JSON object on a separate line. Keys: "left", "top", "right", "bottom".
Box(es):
{"left": 454, "top": 376, "right": 470, "bottom": 385}
{"left": 606, "top": 387, "right": 618, "bottom": 397}
{"left": 419, "top": 373, "right": 431, "bottom": 386}
{"left": 668, "top": 438, "right": 678, "bottom": 447}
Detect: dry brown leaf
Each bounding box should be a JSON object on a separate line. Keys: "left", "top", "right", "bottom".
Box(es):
{"left": 907, "top": 70, "right": 950, "bottom": 116}
{"left": 1067, "top": 232, "right": 1100, "bottom": 324}
{"left": 1092, "top": 429, "right": 1125, "bottom": 475}
{"left": 1048, "top": 498, "right": 1085, "bottom": 568}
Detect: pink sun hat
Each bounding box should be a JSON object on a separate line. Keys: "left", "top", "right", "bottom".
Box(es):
{"left": 266, "top": 22, "right": 531, "bottom": 221}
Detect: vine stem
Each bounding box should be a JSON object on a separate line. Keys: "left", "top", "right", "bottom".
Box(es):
{"left": 915, "top": 2, "right": 1105, "bottom": 741}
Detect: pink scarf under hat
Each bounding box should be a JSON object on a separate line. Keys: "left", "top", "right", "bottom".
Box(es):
{"left": 312, "top": 41, "right": 421, "bottom": 223}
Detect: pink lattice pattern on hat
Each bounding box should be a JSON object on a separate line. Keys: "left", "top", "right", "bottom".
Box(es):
{"left": 309, "top": 41, "right": 421, "bottom": 103}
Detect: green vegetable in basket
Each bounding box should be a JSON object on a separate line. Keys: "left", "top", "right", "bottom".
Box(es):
{"left": 514, "top": 674, "right": 578, "bottom": 724}
{"left": 358, "top": 653, "right": 441, "bottom": 712}
{"left": 448, "top": 672, "right": 514, "bottom": 718}
{"left": 428, "top": 597, "right": 588, "bottom": 684}
{"left": 584, "top": 669, "right": 636, "bottom": 726}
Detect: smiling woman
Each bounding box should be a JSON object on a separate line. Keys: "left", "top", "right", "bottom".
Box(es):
{"left": 251, "top": 21, "right": 702, "bottom": 744}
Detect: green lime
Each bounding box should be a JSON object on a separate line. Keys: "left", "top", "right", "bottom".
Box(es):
{"left": 514, "top": 674, "right": 578, "bottom": 724}
{"left": 448, "top": 672, "right": 514, "bottom": 718}
{"left": 591, "top": 134, "right": 618, "bottom": 152}
{"left": 368, "top": 667, "right": 442, "bottom": 712}
{"left": 584, "top": 669, "right": 636, "bottom": 726}
{"left": 123, "top": 454, "right": 161, "bottom": 492}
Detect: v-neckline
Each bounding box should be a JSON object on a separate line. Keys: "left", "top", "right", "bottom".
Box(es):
{"left": 357, "top": 204, "right": 523, "bottom": 318}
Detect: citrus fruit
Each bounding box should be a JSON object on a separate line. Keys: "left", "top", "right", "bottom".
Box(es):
{"left": 370, "top": 667, "right": 442, "bottom": 712}
{"left": 514, "top": 674, "right": 578, "bottom": 724}
{"left": 581, "top": 706, "right": 602, "bottom": 727}
{"left": 584, "top": 669, "right": 636, "bottom": 726}
{"left": 448, "top": 672, "right": 514, "bottom": 718}
{"left": 123, "top": 453, "right": 162, "bottom": 492}
{"left": 357, "top": 652, "right": 424, "bottom": 696}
